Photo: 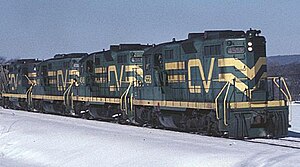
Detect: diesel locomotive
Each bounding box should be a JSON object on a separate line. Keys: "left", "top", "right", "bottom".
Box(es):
{"left": 0, "top": 29, "right": 291, "bottom": 139}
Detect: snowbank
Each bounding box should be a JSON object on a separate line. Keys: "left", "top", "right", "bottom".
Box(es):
{"left": 0, "top": 105, "right": 300, "bottom": 167}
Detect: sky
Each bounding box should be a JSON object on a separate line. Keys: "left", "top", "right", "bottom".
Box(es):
{"left": 0, "top": 0, "right": 299, "bottom": 59}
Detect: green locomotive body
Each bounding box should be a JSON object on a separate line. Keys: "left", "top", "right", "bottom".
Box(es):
{"left": 3, "top": 59, "right": 41, "bottom": 110}
{"left": 0, "top": 29, "right": 291, "bottom": 139}
{"left": 32, "top": 53, "right": 87, "bottom": 114}
{"left": 133, "top": 29, "right": 290, "bottom": 138}
{"left": 77, "top": 44, "right": 150, "bottom": 119}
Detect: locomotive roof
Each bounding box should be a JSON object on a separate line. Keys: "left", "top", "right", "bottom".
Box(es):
{"left": 43, "top": 53, "right": 88, "bottom": 63}
{"left": 144, "top": 29, "right": 254, "bottom": 55}
{"left": 9, "top": 59, "right": 41, "bottom": 65}
{"left": 90, "top": 44, "right": 150, "bottom": 55}
{"left": 80, "top": 44, "right": 150, "bottom": 63}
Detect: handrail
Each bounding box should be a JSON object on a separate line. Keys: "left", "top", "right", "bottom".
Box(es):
{"left": 130, "top": 93, "right": 133, "bottom": 112}
{"left": 214, "top": 82, "right": 229, "bottom": 120}
{"left": 24, "top": 75, "right": 35, "bottom": 106}
{"left": 120, "top": 82, "right": 132, "bottom": 113}
{"left": 281, "top": 78, "right": 292, "bottom": 102}
{"left": 63, "top": 82, "right": 74, "bottom": 107}
{"left": 272, "top": 78, "right": 291, "bottom": 102}
{"left": 223, "top": 82, "right": 231, "bottom": 126}
{"left": 269, "top": 77, "right": 292, "bottom": 122}
{"left": 280, "top": 77, "right": 292, "bottom": 122}
{"left": 24, "top": 75, "right": 34, "bottom": 85}
{"left": 25, "top": 85, "right": 33, "bottom": 105}
{"left": 120, "top": 86, "right": 127, "bottom": 111}
{"left": 124, "top": 82, "right": 132, "bottom": 114}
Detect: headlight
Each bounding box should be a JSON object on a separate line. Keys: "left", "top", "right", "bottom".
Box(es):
{"left": 248, "top": 47, "right": 253, "bottom": 52}
{"left": 247, "top": 42, "right": 253, "bottom": 46}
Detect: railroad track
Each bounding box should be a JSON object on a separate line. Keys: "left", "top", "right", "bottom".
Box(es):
{"left": 246, "top": 138, "right": 300, "bottom": 150}
{"left": 278, "top": 138, "right": 300, "bottom": 143}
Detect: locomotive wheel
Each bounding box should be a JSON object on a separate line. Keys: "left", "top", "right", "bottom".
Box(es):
{"left": 134, "top": 107, "right": 151, "bottom": 125}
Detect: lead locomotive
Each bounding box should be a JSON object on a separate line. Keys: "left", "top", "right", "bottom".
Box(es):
{"left": 1, "top": 29, "right": 291, "bottom": 139}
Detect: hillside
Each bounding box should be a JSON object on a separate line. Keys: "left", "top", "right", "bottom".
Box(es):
{"left": 268, "top": 54, "right": 300, "bottom": 65}
{"left": 267, "top": 54, "right": 300, "bottom": 100}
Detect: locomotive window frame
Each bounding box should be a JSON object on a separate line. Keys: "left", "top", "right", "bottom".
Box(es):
{"left": 48, "top": 63, "right": 52, "bottom": 70}
{"left": 95, "top": 57, "right": 100, "bottom": 65}
{"left": 117, "top": 54, "right": 127, "bottom": 64}
{"left": 144, "top": 54, "right": 151, "bottom": 71}
{"left": 86, "top": 60, "right": 94, "bottom": 73}
{"left": 204, "top": 45, "right": 221, "bottom": 56}
{"left": 165, "top": 50, "right": 174, "bottom": 59}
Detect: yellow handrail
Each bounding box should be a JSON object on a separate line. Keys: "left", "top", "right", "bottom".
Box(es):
{"left": 214, "top": 82, "right": 229, "bottom": 120}
{"left": 130, "top": 93, "right": 133, "bottom": 112}
{"left": 272, "top": 78, "right": 291, "bottom": 102}
{"left": 280, "top": 77, "right": 292, "bottom": 122}
{"left": 120, "top": 82, "right": 132, "bottom": 113}
{"left": 223, "top": 82, "right": 231, "bottom": 126}
{"left": 124, "top": 82, "right": 132, "bottom": 114}
{"left": 24, "top": 75, "right": 35, "bottom": 106}
{"left": 63, "top": 82, "right": 73, "bottom": 107}
{"left": 281, "top": 78, "right": 292, "bottom": 102}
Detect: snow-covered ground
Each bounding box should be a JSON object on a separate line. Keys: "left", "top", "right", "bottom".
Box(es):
{"left": 0, "top": 104, "right": 300, "bottom": 167}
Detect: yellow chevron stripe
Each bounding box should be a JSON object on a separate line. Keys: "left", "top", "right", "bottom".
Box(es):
{"left": 125, "top": 65, "right": 143, "bottom": 76}
{"left": 219, "top": 73, "right": 248, "bottom": 95}
{"left": 218, "top": 57, "right": 266, "bottom": 80}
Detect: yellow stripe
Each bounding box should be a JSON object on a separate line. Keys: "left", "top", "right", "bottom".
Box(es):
{"left": 49, "top": 79, "right": 57, "bottom": 84}
{"left": 48, "top": 71, "right": 56, "bottom": 76}
{"left": 219, "top": 73, "right": 248, "bottom": 95}
{"left": 168, "top": 74, "right": 185, "bottom": 83}
{"left": 218, "top": 57, "right": 266, "bottom": 80}
{"left": 229, "top": 100, "right": 286, "bottom": 109}
{"left": 95, "top": 67, "right": 107, "bottom": 74}
{"left": 165, "top": 61, "right": 185, "bottom": 70}
{"left": 95, "top": 68, "right": 101, "bottom": 74}
{"left": 133, "top": 99, "right": 214, "bottom": 109}
{"left": 188, "top": 58, "right": 215, "bottom": 93}
{"left": 69, "top": 70, "right": 79, "bottom": 76}
{"left": 125, "top": 65, "right": 143, "bottom": 76}
{"left": 1, "top": 93, "right": 286, "bottom": 110}
{"left": 2, "top": 93, "right": 27, "bottom": 98}
{"left": 28, "top": 73, "right": 37, "bottom": 78}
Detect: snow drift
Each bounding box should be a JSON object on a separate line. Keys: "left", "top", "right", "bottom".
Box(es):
{"left": 0, "top": 104, "right": 300, "bottom": 167}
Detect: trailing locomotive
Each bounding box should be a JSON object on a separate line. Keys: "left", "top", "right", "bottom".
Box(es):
{"left": 32, "top": 53, "right": 88, "bottom": 115}
{"left": 77, "top": 44, "right": 150, "bottom": 119}
{"left": 3, "top": 59, "right": 41, "bottom": 110}
{"left": 0, "top": 29, "right": 291, "bottom": 139}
